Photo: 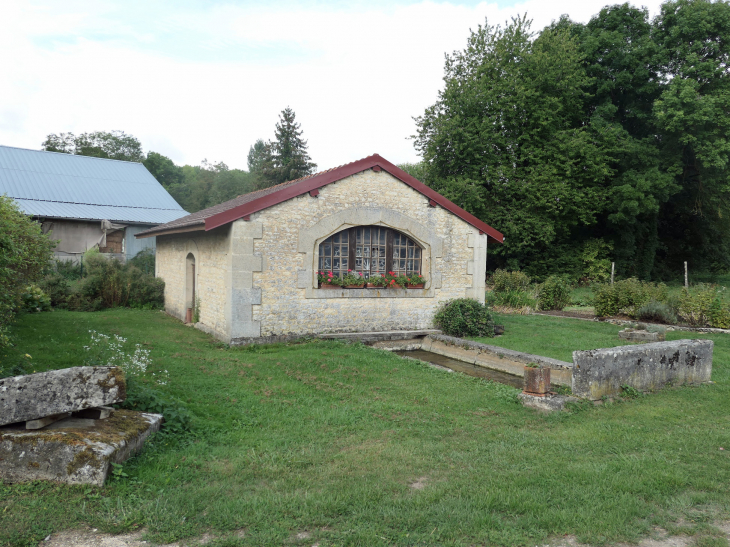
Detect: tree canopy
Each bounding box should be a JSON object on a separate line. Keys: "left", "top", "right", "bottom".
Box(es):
{"left": 42, "top": 131, "right": 145, "bottom": 162}
{"left": 414, "top": 0, "right": 730, "bottom": 280}
{"left": 40, "top": 108, "right": 318, "bottom": 214}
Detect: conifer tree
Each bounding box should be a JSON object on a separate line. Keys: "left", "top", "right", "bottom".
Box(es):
{"left": 271, "top": 107, "right": 317, "bottom": 185}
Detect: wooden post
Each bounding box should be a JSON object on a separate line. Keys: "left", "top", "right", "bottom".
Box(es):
{"left": 684, "top": 261, "right": 688, "bottom": 289}
{"left": 611, "top": 262, "right": 615, "bottom": 285}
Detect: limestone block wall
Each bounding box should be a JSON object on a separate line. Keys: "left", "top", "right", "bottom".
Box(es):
{"left": 240, "top": 169, "right": 488, "bottom": 342}
{"left": 154, "top": 169, "right": 491, "bottom": 344}
{"left": 155, "top": 226, "right": 231, "bottom": 340}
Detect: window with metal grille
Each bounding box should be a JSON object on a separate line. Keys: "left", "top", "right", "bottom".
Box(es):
{"left": 318, "top": 227, "right": 422, "bottom": 279}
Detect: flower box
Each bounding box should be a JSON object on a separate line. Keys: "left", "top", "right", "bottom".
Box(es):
{"left": 406, "top": 283, "right": 424, "bottom": 289}
{"left": 345, "top": 284, "right": 364, "bottom": 289}
{"left": 319, "top": 283, "right": 341, "bottom": 290}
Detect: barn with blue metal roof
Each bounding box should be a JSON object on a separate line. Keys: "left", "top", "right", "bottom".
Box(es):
{"left": 0, "top": 145, "right": 187, "bottom": 262}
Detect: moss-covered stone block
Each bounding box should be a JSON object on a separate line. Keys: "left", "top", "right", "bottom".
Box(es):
{"left": 0, "top": 410, "right": 162, "bottom": 485}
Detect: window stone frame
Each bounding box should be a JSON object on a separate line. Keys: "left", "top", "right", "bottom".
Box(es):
{"left": 297, "top": 207, "right": 443, "bottom": 299}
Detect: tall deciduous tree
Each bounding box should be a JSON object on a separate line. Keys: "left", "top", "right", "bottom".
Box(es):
{"left": 415, "top": 16, "right": 617, "bottom": 276}
{"left": 652, "top": 0, "right": 730, "bottom": 274}
{"left": 414, "top": 0, "right": 730, "bottom": 280}
{"left": 143, "top": 152, "right": 183, "bottom": 189}
{"left": 42, "top": 130, "right": 145, "bottom": 162}
{"left": 247, "top": 138, "right": 275, "bottom": 189}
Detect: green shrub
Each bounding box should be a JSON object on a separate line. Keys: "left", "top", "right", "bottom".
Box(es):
{"left": 0, "top": 195, "right": 55, "bottom": 348}
{"left": 636, "top": 300, "right": 678, "bottom": 324}
{"left": 128, "top": 248, "right": 155, "bottom": 275}
{"left": 68, "top": 254, "right": 165, "bottom": 310}
{"left": 537, "top": 275, "right": 571, "bottom": 310}
{"left": 39, "top": 273, "right": 71, "bottom": 307}
{"left": 20, "top": 285, "right": 51, "bottom": 313}
{"left": 593, "top": 278, "right": 668, "bottom": 318}
{"left": 119, "top": 378, "right": 192, "bottom": 434}
{"left": 434, "top": 298, "right": 495, "bottom": 337}
{"left": 678, "top": 285, "right": 730, "bottom": 328}
{"left": 84, "top": 330, "right": 190, "bottom": 434}
{"left": 53, "top": 258, "right": 82, "bottom": 281}
{"left": 491, "top": 269, "right": 530, "bottom": 292}
{"left": 487, "top": 289, "right": 537, "bottom": 309}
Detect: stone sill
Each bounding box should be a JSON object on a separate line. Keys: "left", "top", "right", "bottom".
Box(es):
{"left": 308, "top": 287, "right": 433, "bottom": 299}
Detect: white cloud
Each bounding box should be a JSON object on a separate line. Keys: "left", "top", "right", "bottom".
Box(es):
{"left": 1, "top": 0, "right": 665, "bottom": 170}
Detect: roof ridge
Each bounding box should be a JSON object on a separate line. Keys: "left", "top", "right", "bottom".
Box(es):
{"left": 13, "top": 198, "right": 185, "bottom": 211}
{"left": 0, "top": 144, "right": 148, "bottom": 166}
{"left": 135, "top": 153, "right": 503, "bottom": 243}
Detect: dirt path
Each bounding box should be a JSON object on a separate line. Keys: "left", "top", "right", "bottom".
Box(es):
{"left": 41, "top": 523, "right": 730, "bottom": 547}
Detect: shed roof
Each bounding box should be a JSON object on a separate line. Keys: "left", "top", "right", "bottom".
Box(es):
{"left": 136, "top": 154, "right": 503, "bottom": 243}
{"left": 0, "top": 145, "right": 188, "bottom": 224}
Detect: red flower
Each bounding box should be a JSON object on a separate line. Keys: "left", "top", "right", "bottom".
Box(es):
{"left": 348, "top": 269, "right": 352, "bottom": 272}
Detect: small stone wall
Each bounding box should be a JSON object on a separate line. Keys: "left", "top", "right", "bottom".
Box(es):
{"left": 572, "top": 339, "right": 713, "bottom": 400}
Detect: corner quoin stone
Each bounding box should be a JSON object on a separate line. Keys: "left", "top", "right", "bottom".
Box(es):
{"left": 572, "top": 339, "right": 713, "bottom": 400}
{"left": 0, "top": 367, "right": 126, "bottom": 427}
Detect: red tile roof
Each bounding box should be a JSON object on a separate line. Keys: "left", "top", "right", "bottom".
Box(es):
{"left": 136, "top": 154, "right": 503, "bottom": 243}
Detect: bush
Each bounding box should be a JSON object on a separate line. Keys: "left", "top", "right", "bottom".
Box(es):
{"left": 20, "top": 285, "right": 51, "bottom": 313}
{"left": 487, "top": 289, "right": 537, "bottom": 309}
{"left": 53, "top": 258, "right": 82, "bottom": 281}
{"left": 593, "top": 278, "right": 668, "bottom": 318}
{"left": 491, "top": 269, "right": 530, "bottom": 292}
{"left": 67, "top": 254, "right": 165, "bottom": 310}
{"left": 677, "top": 285, "right": 730, "bottom": 328}
{"left": 0, "top": 195, "right": 55, "bottom": 347}
{"left": 636, "top": 300, "right": 678, "bottom": 324}
{"left": 128, "top": 248, "right": 155, "bottom": 275}
{"left": 434, "top": 298, "right": 495, "bottom": 337}
{"left": 537, "top": 275, "right": 571, "bottom": 310}
{"left": 84, "top": 331, "right": 191, "bottom": 434}
{"left": 39, "top": 273, "right": 71, "bottom": 307}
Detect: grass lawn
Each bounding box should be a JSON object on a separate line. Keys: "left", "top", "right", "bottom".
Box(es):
{"left": 1, "top": 310, "right": 729, "bottom": 547}
{"left": 474, "top": 313, "right": 730, "bottom": 363}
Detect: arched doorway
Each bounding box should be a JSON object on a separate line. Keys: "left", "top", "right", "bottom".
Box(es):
{"left": 185, "top": 253, "right": 196, "bottom": 323}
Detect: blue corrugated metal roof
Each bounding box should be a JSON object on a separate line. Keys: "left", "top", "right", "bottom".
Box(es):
{"left": 0, "top": 145, "right": 188, "bottom": 224}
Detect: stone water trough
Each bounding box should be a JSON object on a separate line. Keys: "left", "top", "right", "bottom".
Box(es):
{"left": 364, "top": 333, "right": 714, "bottom": 409}
{"left": 0, "top": 367, "right": 162, "bottom": 485}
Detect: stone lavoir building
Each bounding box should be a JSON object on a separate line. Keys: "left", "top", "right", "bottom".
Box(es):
{"left": 136, "top": 154, "right": 503, "bottom": 344}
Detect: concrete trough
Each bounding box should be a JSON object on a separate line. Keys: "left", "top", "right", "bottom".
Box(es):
{"left": 0, "top": 410, "right": 162, "bottom": 485}
{"left": 573, "top": 339, "right": 713, "bottom": 400}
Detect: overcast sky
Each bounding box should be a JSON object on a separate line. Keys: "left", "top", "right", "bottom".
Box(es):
{"left": 2, "top": 0, "right": 665, "bottom": 171}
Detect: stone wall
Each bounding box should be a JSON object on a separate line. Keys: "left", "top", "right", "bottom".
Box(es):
{"left": 245, "top": 169, "right": 486, "bottom": 342}
{"left": 156, "top": 169, "right": 489, "bottom": 343}
{"left": 155, "top": 226, "right": 231, "bottom": 340}
{"left": 572, "top": 339, "right": 713, "bottom": 400}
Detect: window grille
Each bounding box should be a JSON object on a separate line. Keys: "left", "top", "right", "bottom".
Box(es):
{"left": 318, "top": 226, "right": 422, "bottom": 279}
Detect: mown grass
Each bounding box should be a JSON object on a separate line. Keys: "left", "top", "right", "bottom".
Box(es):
{"left": 1, "top": 310, "right": 729, "bottom": 547}
{"left": 477, "top": 313, "right": 730, "bottom": 366}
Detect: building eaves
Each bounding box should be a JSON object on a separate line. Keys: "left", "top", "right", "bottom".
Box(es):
{"left": 136, "top": 154, "right": 504, "bottom": 243}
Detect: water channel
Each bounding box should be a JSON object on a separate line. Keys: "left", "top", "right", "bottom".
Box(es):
{"left": 394, "top": 349, "right": 524, "bottom": 389}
